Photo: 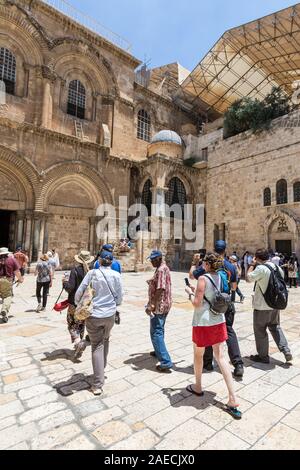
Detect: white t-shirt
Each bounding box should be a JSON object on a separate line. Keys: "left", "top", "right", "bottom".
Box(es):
{"left": 271, "top": 256, "right": 280, "bottom": 266}
{"left": 248, "top": 262, "right": 284, "bottom": 311}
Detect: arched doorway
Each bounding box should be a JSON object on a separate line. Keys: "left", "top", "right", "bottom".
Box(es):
{"left": 44, "top": 175, "right": 103, "bottom": 268}
{"left": 266, "top": 211, "right": 299, "bottom": 257}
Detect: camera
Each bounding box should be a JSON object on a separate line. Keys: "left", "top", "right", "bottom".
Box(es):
{"left": 115, "top": 311, "right": 120, "bottom": 325}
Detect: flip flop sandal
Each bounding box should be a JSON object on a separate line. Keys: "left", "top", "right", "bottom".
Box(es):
{"left": 225, "top": 405, "right": 242, "bottom": 420}
{"left": 186, "top": 385, "right": 204, "bottom": 397}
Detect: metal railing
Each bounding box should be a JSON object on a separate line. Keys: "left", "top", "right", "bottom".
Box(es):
{"left": 41, "top": 0, "right": 132, "bottom": 52}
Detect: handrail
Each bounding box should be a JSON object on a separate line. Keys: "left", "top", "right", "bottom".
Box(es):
{"left": 41, "top": 0, "right": 131, "bottom": 52}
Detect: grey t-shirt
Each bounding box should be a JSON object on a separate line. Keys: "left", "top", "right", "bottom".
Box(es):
{"left": 36, "top": 261, "right": 51, "bottom": 283}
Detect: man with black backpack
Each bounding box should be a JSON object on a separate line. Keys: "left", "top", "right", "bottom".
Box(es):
{"left": 247, "top": 249, "right": 292, "bottom": 364}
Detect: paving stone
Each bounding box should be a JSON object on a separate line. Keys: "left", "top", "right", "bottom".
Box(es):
{"left": 252, "top": 423, "right": 300, "bottom": 450}
{"left": 281, "top": 404, "right": 300, "bottom": 432}
{"left": 10, "top": 357, "right": 32, "bottom": 368}
{"left": 237, "top": 379, "right": 279, "bottom": 404}
{"left": 0, "top": 423, "right": 38, "bottom": 450}
{"left": 0, "top": 415, "right": 16, "bottom": 431}
{"left": 92, "top": 420, "right": 132, "bottom": 447}
{"left": 155, "top": 418, "right": 215, "bottom": 450}
{"left": 56, "top": 435, "right": 96, "bottom": 450}
{"left": 110, "top": 429, "right": 160, "bottom": 450}
{"left": 19, "top": 402, "right": 67, "bottom": 424}
{"left": 199, "top": 430, "right": 250, "bottom": 450}
{"left": 82, "top": 406, "right": 124, "bottom": 431}
{"left": 3, "top": 374, "right": 19, "bottom": 385}
{"left": 4, "top": 376, "right": 46, "bottom": 393}
{"left": 266, "top": 383, "right": 300, "bottom": 410}
{"left": 19, "top": 384, "right": 53, "bottom": 400}
{"left": 145, "top": 400, "right": 200, "bottom": 436}
{"left": 103, "top": 382, "right": 160, "bottom": 408}
{"left": 38, "top": 409, "right": 75, "bottom": 432}
{"left": 0, "top": 400, "right": 24, "bottom": 419}
{"left": 289, "top": 374, "right": 300, "bottom": 388}
{"left": 8, "top": 441, "right": 30, "bottom": 450}
{"left": 0, "top": 392, "right": 16, "bottom": 406}
{"left": 75, "top": 399, "right": 105, "bottom": 417}
{"left": 226, "top": 401, "right": 286, "bottom": 445}
{"left": 31, "top": 423, "right": 82, "bottom": 450}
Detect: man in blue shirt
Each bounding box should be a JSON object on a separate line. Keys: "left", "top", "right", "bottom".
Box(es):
{"left": 189, "top": 241, "right": 244, "bottom": 378}
{"left": 94, "top": 244, "right": 122, "bottom": 274}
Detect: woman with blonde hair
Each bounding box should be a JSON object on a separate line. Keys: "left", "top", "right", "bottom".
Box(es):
{"left": 185, "top": 253, "right": 242, "bottom": 419}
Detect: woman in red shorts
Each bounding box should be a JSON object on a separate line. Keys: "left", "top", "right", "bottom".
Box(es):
{"left": 185, "top": 253, "right": 241, "bottom": 419}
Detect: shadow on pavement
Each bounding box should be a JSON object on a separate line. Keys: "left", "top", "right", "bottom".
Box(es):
{"left": 54, "top": 373, "right": 92, "bottom": 396}
{"left": 41, "top": 349, "right": 77, "bottom": 363}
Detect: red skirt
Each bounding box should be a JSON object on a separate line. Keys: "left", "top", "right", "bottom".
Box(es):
{"left": 193, "top": 323, "right": 228, "bottom": 348}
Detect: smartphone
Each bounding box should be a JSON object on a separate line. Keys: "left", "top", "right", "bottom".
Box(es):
{"left": 184, "top": 278, "right": 191, "bottom": 287}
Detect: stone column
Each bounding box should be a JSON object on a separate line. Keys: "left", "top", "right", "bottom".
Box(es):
{"left": 15, "top": 211, "right": 25, "bottom": 249}
{"left": 41, "top": 66, "right": 56, "bottom": 129}
{"left": 32, "top": 213, "right": 47, "bottom": 262}
{"left": 89, "top": 217, "right": 96, "bottom": 254}
{"left": 24, "top": 211, "right": 33, "bottom": 257}
{"left": 152, "top": 186, "right": 168, "bottom": 217}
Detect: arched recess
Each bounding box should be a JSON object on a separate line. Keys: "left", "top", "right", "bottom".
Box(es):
{"left": 264, "top": 209, "right": 300, "bottom": 255}
{"left": 49, "top": 39, "right": 119, "bottom": 97}
{"left": 0, "top": 146, "right": 39, "bottom": 209}
{"left": 40, "top": 162, "right": 113, "bottom": 211}
{"left": 165, "top": 171, "right": 194, "bottom": 201}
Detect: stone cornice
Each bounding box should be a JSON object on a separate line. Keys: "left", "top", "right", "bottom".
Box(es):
{"left": 139, "top": 154, "right": 202, "bottom": 176}
{"left": 30, "top": 0, "right": 141, "bottom": 69}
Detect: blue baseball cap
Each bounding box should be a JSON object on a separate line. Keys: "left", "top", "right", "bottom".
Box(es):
{"left": 148, "top": 250, "right": 163, "bottom": 260}
{"left": 102, "top": 244, "right": 114, "bottom": 252}
{"left": 215, "top": 240, "right": 227, "bottom": 253}
{"left": 99, "top": 250, "right": 113, "bottom": 261}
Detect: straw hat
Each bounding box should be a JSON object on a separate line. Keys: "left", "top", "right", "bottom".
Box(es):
{"left": 74, "top": 250, "right": 94, "bottom": 265}
{"left": 40, "top": 254, "right": 49, "bottom": 262}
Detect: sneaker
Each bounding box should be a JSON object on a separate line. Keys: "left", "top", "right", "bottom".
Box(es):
{"left": 284, "top": 352, "right": 293, "bottom": 363}
{"left": 249, "top": 354, "right": 270, "bottom": 364}
{"left": 1, "top": 311, "right": 8, "bottom": 323}
{"left": 40, "top": 307, "right": 46, "bottom": 312}
{"left": 156, "top": 365, "right": 172, "bottom": 373}
{"left": 233, "top": 364, "right": 244, "bottom": 378}
{"left": 36, "top": 304, "right": 42, "bottom": 313}
{"left": 203, "top": 364, "right": 214, "bottom": 372}
{"left": 91, "top": 387, "right": 103, "bottom": 396}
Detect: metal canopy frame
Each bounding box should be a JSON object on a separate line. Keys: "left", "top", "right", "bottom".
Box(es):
{"left": 176, "top": 3, "right": 300, "bottom": 117}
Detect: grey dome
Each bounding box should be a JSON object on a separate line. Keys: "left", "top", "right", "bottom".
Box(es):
{"left": 151, "top": 130, "right": 182, "bottom": 146}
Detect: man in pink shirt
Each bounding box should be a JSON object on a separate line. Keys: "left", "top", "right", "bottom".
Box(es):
{"left": 0, "top": 247, "right": 23, "bottom": 323}
{"left": 146, "top": 250, "right": 173, "bottom": 373}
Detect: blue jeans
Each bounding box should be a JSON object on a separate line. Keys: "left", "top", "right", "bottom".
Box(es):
{"left": 150, "top": 314, "right": 173, "bottom": 369}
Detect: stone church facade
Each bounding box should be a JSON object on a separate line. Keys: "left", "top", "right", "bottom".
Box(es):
{"left": 1, "top": 0, "right": 300, "bottom": 269}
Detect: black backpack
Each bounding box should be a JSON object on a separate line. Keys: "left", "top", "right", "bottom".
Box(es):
{"left": 204, "top": 274, "right": 232, "bottom": 316}
{"left": 259, "top": 264, "right": 288, "bottom": 310}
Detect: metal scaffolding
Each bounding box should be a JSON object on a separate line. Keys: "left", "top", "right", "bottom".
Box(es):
{"left": 175, "top": 3, "right": 300, "bottom": 117}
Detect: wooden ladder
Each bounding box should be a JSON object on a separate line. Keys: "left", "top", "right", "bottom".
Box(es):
{"left": 74, "top": 120, "right": 84, "bottom": 140}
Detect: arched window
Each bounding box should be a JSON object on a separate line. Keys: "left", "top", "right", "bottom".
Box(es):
{"left": 137, "top": 109, "right": 151, "bottom": 142}
{"left": 141, "top": 179, "right": 152, "bottom": 217}
{"left": 67, "top": 80, "right": 86, "bottom": 119}
{"left": 166, "top": 177, "right": 187, "bottom": 219}
{"left": 276, "top": 179, "right": 288, "bottom": 205}
{"left": 294, "top": 182, "right": 300, "bottom": 202}
{"left": 0, "top": 47, "right": 16, "bottom": 95}
{"left": 263, "top": 188, "right": 271, "bottom": 207}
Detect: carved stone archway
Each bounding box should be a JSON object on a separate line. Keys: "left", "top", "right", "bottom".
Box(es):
{"left": 264, "top": 209, "right": 300, "bottom": 256}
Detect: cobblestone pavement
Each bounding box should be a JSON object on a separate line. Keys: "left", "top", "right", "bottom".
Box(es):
{"left": 1, "top": 271, "right": 300, "bottom": 450}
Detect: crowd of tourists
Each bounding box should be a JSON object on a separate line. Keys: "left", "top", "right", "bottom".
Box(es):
{"left": 0, "top": 240, "right": 295, "bottom": 421}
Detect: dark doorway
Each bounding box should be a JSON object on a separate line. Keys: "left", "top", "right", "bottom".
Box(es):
{"left": 0, "top": 210, "right": 13, "bottom": 248}
{"left": 275, "top": 240, "right": 292, "bottom": 257}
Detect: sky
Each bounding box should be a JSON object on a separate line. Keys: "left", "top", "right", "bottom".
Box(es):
{"left": 67, "top": 0, "right": 297, "bottom": 71}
